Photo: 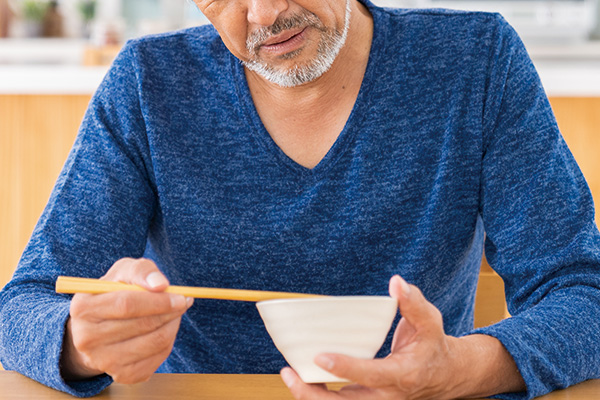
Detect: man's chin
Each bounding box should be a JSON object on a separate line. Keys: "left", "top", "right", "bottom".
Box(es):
{"left": 279, "top": 48, "right": 305, "bottom": 61}
{"left": 244, "top": 59, "right": 331, "bottom": 88}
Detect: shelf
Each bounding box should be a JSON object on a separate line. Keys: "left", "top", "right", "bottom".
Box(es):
{"left": 1, "top": 39, "right": 600, "bottom": 96}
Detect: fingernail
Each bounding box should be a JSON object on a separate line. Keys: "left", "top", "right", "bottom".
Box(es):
{"left": 146, "top": 272, "right": 167, "bottom": 289}
{"left": 186, "top": 297, "right": 194, "bottom": 307}
{"left": 170, "top": 294, "right": 186, "bottom": 309}
{"left": 315, "top": 354, "right": 335, "bottom": 371}
{"left": 281, "top": 368, "right": 295, "bottom": 388}
{"left": 395, "top": 275, "right": 411, "bottom": 296}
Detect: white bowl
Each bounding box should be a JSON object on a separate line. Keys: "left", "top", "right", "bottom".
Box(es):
{"left": 256, "top": 296, "right": 397, "bottom": 383}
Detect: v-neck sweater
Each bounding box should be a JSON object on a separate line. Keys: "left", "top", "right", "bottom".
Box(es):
{"left": 233, "top": 23, "right": 380, "bottom": 177}
{"left": 2, "top": 1, "right": 600, "bottom": 398}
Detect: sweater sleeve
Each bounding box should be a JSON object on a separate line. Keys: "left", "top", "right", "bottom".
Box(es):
{"left": 0, "top": 42, "right": 156, "bottom": 397}
{"left": 471, "top": 16, "right": 600, "bottom": 400}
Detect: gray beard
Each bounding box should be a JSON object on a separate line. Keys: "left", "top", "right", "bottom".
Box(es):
{"left": 243, "top": 0, "right": 352, "bottom": 88}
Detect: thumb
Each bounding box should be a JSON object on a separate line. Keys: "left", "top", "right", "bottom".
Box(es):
{"left": 389, "top": 275, "right": 444, "bottom": 336}
{"left": 102, "top": 258, "right": 170, "bottom": 292}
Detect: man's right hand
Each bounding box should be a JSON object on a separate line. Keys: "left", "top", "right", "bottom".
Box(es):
{"left": 60, "top": 258, "right": 193, "bottom": 384}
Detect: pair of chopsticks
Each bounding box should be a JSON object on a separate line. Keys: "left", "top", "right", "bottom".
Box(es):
{"left": 56, "top": 276, "right": 327, "bottom": 302}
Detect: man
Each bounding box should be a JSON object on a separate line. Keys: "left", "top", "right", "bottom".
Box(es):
{"left": 1, "top": 0, "right": 599, "bottom": 399}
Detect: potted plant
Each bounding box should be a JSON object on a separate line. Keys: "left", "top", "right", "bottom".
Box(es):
{"left": 77, "top": 0, "right": 95, "bottom": 38}
{"left": 21, "top": 0, "right": 48, "bottom": 37}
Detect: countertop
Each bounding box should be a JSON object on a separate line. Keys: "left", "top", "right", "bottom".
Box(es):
{"left": 1, "top": 371, "right": 600, "bottom": 399}
{"left": 0, "top": 65, "right": 108, "bottom": 95}
{"left": 1, "top": 39, "right": 600, "bottom": 96}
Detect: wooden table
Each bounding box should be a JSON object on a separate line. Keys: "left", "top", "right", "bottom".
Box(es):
{"left": 0, "top": 371, "right": 599, "bottom": 399}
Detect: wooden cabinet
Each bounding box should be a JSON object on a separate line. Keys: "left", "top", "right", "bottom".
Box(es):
{"left": 550, "top": 98, "right": 600, "bottom": 203}
{"left": 475, "top": 97, "right": 600, "bottom": 327}
{"left": 1, "top": 95, "right": 599, "bottom": 330}
{"left": 0, "top": 95, "right": 90, "bottom": 289}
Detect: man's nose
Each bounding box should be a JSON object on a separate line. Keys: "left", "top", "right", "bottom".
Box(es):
{"left": 247, "top": 0, "right": 289, "bottom": 27}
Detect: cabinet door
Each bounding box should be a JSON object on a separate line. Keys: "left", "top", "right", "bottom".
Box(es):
{"left": 474, "top": 97, "right": 600, "bottom": 328}
{"left": 550, "top": 97, "right": 600, "bottom": 209}
{"left": 0, "top": 95, "right": 91, "bottom": 289}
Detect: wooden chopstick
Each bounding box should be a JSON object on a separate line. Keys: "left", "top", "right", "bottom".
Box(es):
{"left": 55, "top": 276, "right": 328, "bottom": 302}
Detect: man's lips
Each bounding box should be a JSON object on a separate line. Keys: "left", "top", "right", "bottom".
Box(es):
{"left": 261, "top": 28, "right": 307, "bottom": 49}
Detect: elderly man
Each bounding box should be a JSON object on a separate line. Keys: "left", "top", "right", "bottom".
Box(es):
{"left": 1, "top": 0, "right": 599, "bottom": 399}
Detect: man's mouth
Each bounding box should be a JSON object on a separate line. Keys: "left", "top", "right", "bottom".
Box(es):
{"left": 260, "top": 28, "right": 307, "bottom": 51}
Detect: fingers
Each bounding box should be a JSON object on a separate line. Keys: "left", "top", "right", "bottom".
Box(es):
{"left": 69, "top": 309, "right": 187, "bottom": 347}
{"left": 281, "top": 367, "right": 382, "bottom": 400}
{"left": 72, "top": 257, "right": 193, "bottom": 321}
{"left": 109, "top": 344, "right": 174, "bottom": 384}
{"left": 281, "top": 368, "right": 342, "bottom": 400}
{"left": 389, "top": 275, "right": 444, "bottom": 336}
{"left": 314, "top": 354, "right": 399, "bottom": 389}
{"left": 390, "top": 317, "right": 417, "bottom": 352}
{"left": 91, "top": 317, "right": 183, "bottom": 383}
{"left": 70, "top": 290, "right": 191, "bottom": 320}
{"left": 61, "top": 257, "right": 193, "bottom": 383}
{"left": 102, "top": 258, "right": 169, "bottom": 292}
{"left": 282, "top": 277, "right": 452, "bottom": 400}
{"left": 67, "top": 292, "right": 190, "bottom": 383}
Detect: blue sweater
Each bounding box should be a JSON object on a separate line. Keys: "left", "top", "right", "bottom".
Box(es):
{"left": 2, "top": 1, "right": 600, "bottom": 398}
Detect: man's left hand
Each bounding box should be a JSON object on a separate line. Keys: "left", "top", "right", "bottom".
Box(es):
{"left": 280, "top": 275, "right": 524, "bottom": 400}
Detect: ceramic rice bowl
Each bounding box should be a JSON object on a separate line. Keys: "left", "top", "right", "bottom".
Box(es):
{"left": 256, "top": 296, "right": 397, "bottom": 383}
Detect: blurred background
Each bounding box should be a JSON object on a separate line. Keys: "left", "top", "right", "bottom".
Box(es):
{"left": 0, "top": 0, "right": 599, "bottom": 41}
{"left": 0, "top": 0, "right": 600, "bottom": 63}
{"left": 0, "top": 0, "right": 599, "bottom": 336}
{"left": 0, "top": 0, "right": 599, "bottom": 92}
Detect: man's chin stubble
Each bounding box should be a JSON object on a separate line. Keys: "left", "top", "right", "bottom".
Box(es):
{"left": 279, "top": 48, "right": 304, "bottom": 60}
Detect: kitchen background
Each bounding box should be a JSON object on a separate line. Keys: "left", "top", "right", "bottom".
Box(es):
{"left": 1, "top": 0, "right": 600, "bottom": 41}
{"left": 1, "top": 0, "right": 600, "bottom": 89}
{"left": 0, "top": 0, "right": 599, "bottom": 356}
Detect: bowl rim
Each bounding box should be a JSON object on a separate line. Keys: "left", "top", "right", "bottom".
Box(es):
{"left": 256, "top": 295, "right": 397, "bottom": 307}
